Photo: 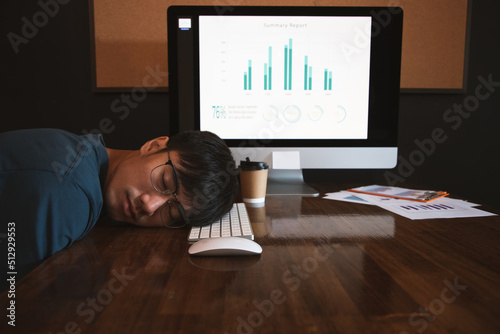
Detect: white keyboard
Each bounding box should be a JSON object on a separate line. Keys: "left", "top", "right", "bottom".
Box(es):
{"left": 188, "top": 203, "right": 254, "bottom": 241}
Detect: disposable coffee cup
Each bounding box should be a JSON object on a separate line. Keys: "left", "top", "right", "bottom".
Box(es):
{"left": 239, "top": 158, "right": 269, "bottom": 206}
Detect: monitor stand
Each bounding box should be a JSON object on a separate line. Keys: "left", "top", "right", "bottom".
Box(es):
{"left": 266, "top": 169, "right": 319, "bottom": 196}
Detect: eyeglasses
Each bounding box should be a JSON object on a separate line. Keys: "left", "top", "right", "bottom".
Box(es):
{"left": 150, "top": 149, "right": 189, "bottom": 228}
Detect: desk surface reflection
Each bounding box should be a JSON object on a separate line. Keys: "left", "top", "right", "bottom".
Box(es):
{"left": 1, "top": 183, "right": 499, "bottom": 334}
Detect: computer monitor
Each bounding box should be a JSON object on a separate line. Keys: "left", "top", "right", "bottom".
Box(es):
{"left": 167, "top": 6, "right": 403, "bottom": 196}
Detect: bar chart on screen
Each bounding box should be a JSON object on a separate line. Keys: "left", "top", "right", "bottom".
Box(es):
{"left": 242, "top": 38, "right": 338, "bottom": 92}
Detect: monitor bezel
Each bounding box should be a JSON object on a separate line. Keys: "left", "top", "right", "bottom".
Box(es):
{"left": 168, "top": 5, "right": 403, "bottom": 149}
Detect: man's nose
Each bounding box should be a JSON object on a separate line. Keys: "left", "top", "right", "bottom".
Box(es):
{"left": 139, "top": 192, "right": 169, "bottom": 216}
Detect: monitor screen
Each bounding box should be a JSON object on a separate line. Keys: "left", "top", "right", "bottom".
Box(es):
{"left": 167, "top": 6, "right": 403, "bottom": 194}
{"left": 198, "top": 15, "right": 371, "bottom": 141}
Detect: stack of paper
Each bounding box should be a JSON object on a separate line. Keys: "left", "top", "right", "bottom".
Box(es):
{"left": 324, "top": 185, "right": 497, "bottom": 220}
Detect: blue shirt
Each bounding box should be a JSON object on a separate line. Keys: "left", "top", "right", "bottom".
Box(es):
{"left": 0, "top": 129, "right": 108, "bottom": 281}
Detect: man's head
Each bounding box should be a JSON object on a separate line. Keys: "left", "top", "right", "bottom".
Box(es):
{"left": 103, "top": 131, "right": 239, "bottom": 228}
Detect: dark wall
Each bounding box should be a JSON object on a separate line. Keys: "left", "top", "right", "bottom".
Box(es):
{"left": 1, "top": 0, "right": 169, "bottom": 150}
{"left": 2, "top": 1, "right": 499, "bottom": 209}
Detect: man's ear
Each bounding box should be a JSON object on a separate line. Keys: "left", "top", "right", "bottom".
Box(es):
{"left": 140, "top": 136, "right": 169, "bottom": 155}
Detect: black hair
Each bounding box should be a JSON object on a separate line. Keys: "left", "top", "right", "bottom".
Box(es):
{"left": 167, "top": 131, "right": 240, "bottom": 227}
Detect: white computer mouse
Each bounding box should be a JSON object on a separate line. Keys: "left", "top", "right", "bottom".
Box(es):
{"left": 188, "top": 237, "right": 262, "bottom": 256}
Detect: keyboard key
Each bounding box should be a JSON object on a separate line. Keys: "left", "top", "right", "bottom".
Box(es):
{"left": 189, "top": 226, "right": 200, "bottom": 241}
{"left": 199, "top": 225, "right": 211, "bottom": 239}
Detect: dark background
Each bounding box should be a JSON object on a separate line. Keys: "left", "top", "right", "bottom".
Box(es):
{"left": 2, "top": 1, "right": 499, "bottom": 210}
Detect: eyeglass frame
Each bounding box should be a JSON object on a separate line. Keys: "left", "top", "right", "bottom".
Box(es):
{"left": 149, "top": 149, "right": 190, "bottom": 228}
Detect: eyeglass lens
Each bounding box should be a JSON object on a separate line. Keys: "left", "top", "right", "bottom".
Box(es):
{"left": 152, "top": 164, "right": 188, "bottom": 228}
{"left": 159, "top": 202, "right": 185, "bottom": 228}
{"left": 151, "top": 164, "right": 177, "bottom": 194}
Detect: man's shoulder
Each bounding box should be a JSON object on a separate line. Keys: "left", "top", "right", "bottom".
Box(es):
{"left": 0, "top": 128, "right": 107, "bottom": 177}
{"left": 0, "top": 128, "right": 108, "bottom": 212}
{"left": 0, "top": 128, "right": 105, "bottom": 153}
{"left": 1, "top": 128, "right": 81, "bottom": 143}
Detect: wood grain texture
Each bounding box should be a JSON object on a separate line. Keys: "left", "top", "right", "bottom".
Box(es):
{"left": 1, "top": 182, "right": 499, "bottom": 333}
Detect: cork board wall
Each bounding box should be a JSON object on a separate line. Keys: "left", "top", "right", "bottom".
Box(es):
{"left": 90, "top": 0, "right": 471, "bottom": 92}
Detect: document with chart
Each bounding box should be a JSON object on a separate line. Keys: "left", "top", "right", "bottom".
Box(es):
{"left": 325, "top": 185, "right": 497, "bottom": 220}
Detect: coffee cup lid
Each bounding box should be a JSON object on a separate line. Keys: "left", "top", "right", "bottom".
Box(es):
{"left": 239, "top": 157, "right": 269, "bottom": 170}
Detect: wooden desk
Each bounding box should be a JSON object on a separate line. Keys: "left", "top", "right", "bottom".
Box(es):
{"left": 2, "top": 183, "right": 500, "bottom": 333}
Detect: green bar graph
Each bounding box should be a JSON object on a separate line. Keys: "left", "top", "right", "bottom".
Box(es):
{"left": 284, "top": 46, "right": 288, "bottom": 90}
{"left": 268, "top": 46, "right": 272, "bottom": 90}
{"left": 324, "top": 69, "right": 328, "bottom": 90}
{"left": 264, "top": 64, "right": 268, "bottom": 90}
{"left": 304, "top": 56, "right": 308, "bottom": 90}
{"left": 288, "top": 39, "right": 292, "bottom": 90}
{"left": 308, "top": 66, "right": 312, "bottom": 90}
{"left": 241, "top": 38, "right": 335, "bottom": 92}
{"left": 248, "top": 60, "right": 252, "bottom": 90}
{"left": 324, "top": 69, "right": 333, "bottom": 91}
{"left": 243, "top": 60, "right": 253, "bottom": 90}
{"left": 304, "top": 56, "right": 312, "bottom": 90}
{"left": 264, "top": 47, "right": 272, "bottom": 90}
{"left": 284, "top": 39, "right": 293, "bottom": 90}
